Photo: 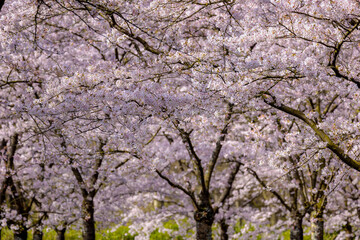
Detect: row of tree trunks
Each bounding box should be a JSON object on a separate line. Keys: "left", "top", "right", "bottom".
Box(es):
{"left": 194, "top": 212, "right": 326, "bottom": 240}
{"left": 2, "top": 227, "right": 67, "bottom": 240}
{"left": 289, "top": 212, "right": 326, "bottom": 240}
{"left": 4, "top": 207, "right": 357, "bottom": 240}
{"left": 191, "top": 194, "right": 332, "bottom": 240}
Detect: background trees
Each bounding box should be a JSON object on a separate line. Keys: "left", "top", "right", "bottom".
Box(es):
{"left": 1, "top": 0, "right": 360, "bottom": 239}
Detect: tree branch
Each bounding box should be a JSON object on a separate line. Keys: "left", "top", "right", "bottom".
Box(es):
{"left": 214, "top": 161, "right": 242, "bottom": 213}
{"left": 98, "top": 12, "right": 162, "bottom": 55}
{"left": 89, "top": 140, "right": 106, "bottom": 197}
{"left": 155, "top": 169, "right": 198, "bottom": 209}
{"left": 264, "top": 96, "right": 360, "bottom": 171}
{"left": 288, "top": 155, "right": 309, "bottom": 204}
{"left": 247, "top": 167, "right": 292, "bottom": 212}
{"left": 328, "top": 20, "right": 360, "bottom": 88}
{"left": 323, "top": 94, "right": 339, "bottom": 116}
{"left": 71, "top": 166, "right": 89, "bottom": 198}
{"left": 205, "top": 102, "right": 233, "bottom": 190}
{"left": 175, "top": 125, "right": 207, "bottom": 194}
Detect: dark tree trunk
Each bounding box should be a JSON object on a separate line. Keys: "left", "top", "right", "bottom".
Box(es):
{"left": 344, "top": 222, "right": 354, "bottom": 240}
{"left": 194, "top": 204, "right": 214, "bottom": 240}
{"left": 290, "top": 213, "right": 303, "bottom": 240}
{"left": 310, "top": 211, "right": 324, "bottom": 240}
{"left": 196, "top": 221, "right": 212, "bottom": 240}
{"left": 56, "top": 228, "right": 66, "bottom": 240}
{"left": 13, "top": 228, "right": 27, "bottom": 240}
{"left": 219, "top": 219, "right": 228, "bottom": 240}
{"left": 33, "top": 229, "right": 43, "bottom": 240}
{"left": 82, "top": 198, "right": 96, "bottom": 240}
{"left": 0, "top": 0, "right": 5, "bottom": 12}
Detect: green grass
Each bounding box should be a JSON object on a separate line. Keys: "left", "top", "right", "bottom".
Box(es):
{"left": 1, "top": 226, "right": 133, "bottom": 240}
{"left": 149, "top": 219, "right": 183, "bottom": 240}
{"left": 280, "top": 229, "right": 338, "bottom": 240}
{"left": 0, "top": 228, "right": 13, "bottom": 240}
{"left": 1, "top": 221, "right": 342, "bottom": 240}
{"left": 96, "top": 226, "right": 135, "bottom": 240}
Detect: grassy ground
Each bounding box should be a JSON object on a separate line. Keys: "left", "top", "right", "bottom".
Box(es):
{"left": 1, "top": 221, "right": 340, "bottom": 240}
{"left": 0, "top": 222, "right": 180, "bottom": 240}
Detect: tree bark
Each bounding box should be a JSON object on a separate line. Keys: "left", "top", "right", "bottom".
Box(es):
{"left": 82, "top": 198, "right": 96, "bottom": 240}
{"left": 344, "top": 222, "right": 354, "bottom": 240}
{"left": 196, "top": 221, "right": 212, "bottom": 240}
{"left": 0, "top": 0, "right": 5, "bottom": 12}
{"left": 310, "top": 211, "right": 324, "bottom": 240}
{"left": 13, "top": 228, "right": 27, "bottom": 240}
{"left": 219, "top": 219, "right": 228, "bottom": 240}
{"left": 33, "top": 229, "right": 43, "bottom": 240}
{"left": 290, "top": 213, "right": 303, "bottom": 240}
{"left": 194, "top": 204, "right": 214, "bottom": 240}
{"left": 56, "top": 228, "right": 66, "bottom": 240}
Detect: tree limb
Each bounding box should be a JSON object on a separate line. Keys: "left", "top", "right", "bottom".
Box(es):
{"left": 328, "top": 21, "right": 360, "bottom": 88}
{"left": 247, "top": 167, "right": 292, "bottom": 212}
{"left": 71, "top": 166, "right": 89, "bottom": 198}
{"left": 264, "top": 96, "right": 360, "bottom": 171}
{"left": 205, "top": 102, "right": 233, "bottom": 190}
{"left": 214, "top": 161, "right": 242, "bottom": 213}
{"left": 155, "top": 169, "right": 198, "bottom": 209}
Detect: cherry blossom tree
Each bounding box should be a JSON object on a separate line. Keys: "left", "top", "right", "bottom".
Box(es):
{"left": 2, "top": 0, "right": 360, "bottom": 240}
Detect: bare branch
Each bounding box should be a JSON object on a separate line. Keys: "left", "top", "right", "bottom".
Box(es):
{"left": 145, "top": 127, "right": 161, "bottom": 146}
{"left": 98, "top": 12, "right": 162, "bottom": 55}
{"left": 247, "top": 167, "right": 292, "bottom": 212}
{"left": 156, "top": 169, "right": 198, "bottom": 209}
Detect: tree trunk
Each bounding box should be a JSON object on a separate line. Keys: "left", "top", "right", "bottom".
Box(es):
{"left": 82, "top": 198, "right": 96, "bottom": 240}
{"left": 219, "top": 219, "right": 228, "bottom": 240}
{"left": 13, "top": 228, "right": 27, "bottom": 240}
{"left": 310, "top": 211, "right": 324, "bottom": 240}
{"left": 0, "top": 0, "right": 5, "bottom": 13}
{"left": 290, "top": 213, "right": 303, "bottom": 240}
{"left": 194, "top": 204, "right": 214, "bottom": 240}
{"left": 344, "top": 222, "right": 354, "bottom": 240}
{"left": 196, "top": 221, "right": 212, "bottom": 240}
{"left": 56, "top": 228, "right": 66, "bottom": 240}
{"left": 33, "top": 229, "right": 43, "bottom": 240}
